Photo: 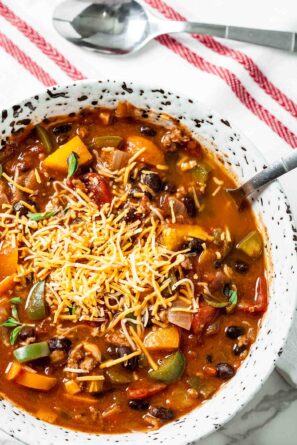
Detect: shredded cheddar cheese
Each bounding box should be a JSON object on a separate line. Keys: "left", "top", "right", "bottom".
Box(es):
{"left": 0, "top": 162, "right": 197, "bottom": 343}
{"left": 0, "top": 150, "right": 206, "bottom": 368}
{"left": 2, "top": 172, "right": 34, "bottom": 194}
{"left": 76, "top": 375, "right": 105, "bottom": 382}
{"left": 100, "top": 350, "right": 141, "bottom": 369}
{"left": 129, "top": 328, "right": 158, "bottom": 371}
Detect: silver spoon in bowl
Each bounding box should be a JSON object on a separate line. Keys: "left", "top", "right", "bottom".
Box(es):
{"left": 226, "top": 150, "right": 297, "bottom": 208}
{"left": 53, "top": 0, "right": 297, "bottom": 55}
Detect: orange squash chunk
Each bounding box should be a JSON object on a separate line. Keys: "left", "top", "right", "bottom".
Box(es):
{"left": 0, "top": 247, "right": 18, "bottom": 281}
{"left": 162, "top": 224, "right": 212, "bottom": 251}
{"left": 126, "top": 136, "right": 165, "bottom": 165}
{"left": 43, "top": 136, "right": 92, "bottom": 173}
{"left": 144, "top": 326, "right": 180, "bottom": 350}
{"left": 15, "top": 371, "right": 57, "bottom": 391}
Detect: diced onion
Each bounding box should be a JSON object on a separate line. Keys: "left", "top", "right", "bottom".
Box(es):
{"left": 109, "top": 149, "right": 129, "bottom": 170}
{"left": 168, "top": 310, "right": 193, "bottom": 330}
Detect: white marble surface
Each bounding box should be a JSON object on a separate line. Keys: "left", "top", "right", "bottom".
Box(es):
{"left": 197, "top": 371, "right": 297, "bottom": 445}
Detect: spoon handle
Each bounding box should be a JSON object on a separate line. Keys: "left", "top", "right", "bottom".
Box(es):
{"left": 168, "top": 22, "right": 297, "bottom": 52}
{"left": 241, "top": 151, "right": 297, "bottom": 196}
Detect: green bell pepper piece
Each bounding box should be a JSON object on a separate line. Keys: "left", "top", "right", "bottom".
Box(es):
{"left": 203, "top": 293, "right": 229, "bottom": 308}
{"left": 149, "top": 351, "right": 186, "bottom": 383}
{"left": 191, "top": 162, "right": 210, "bottom": 184}
{"left": 236, "top": 230, "right": 262, "bottom": 258}
{"left": 92, "top": 135, "right": 123, "bottom": 149}
{"left": 36, "top": 125, "right": 53, "bottom": 154}
{"left": 105, "top": 366, "right": 133, "bottom": 384}
{"left": 187, "top": 376, "right": 202, "bottom": 390}
{"left": 14, "top": 341, "right": 50, "bottom": 363}
{"left": 25, "top": 281, "right": 46, "bottom": 321}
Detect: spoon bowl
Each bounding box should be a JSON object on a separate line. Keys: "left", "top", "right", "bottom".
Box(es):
{"left": 53, "top": 0, "right": 297, "bottom": 55}
{"left": 53, "top": 0, "right": 155, "bottom": 54}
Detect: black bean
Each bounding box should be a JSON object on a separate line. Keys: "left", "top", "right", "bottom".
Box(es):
{"left": 206, "top": 354, "right": 213, "bottom": 363}
{"left": 128, "top": 186, "right": 142, "bottom": 197}
{"left": 44, "top": 366, "right": 54, "bottom": 376}
{"left": 141, "top": 172, "right": 162, "bottom": 193}
{"left": 106, "top": 345, "right": 117, "bottom": 358}
{"left": 184, "top": 238, "right": 204, "bottom": 254}
{"left": 26, "top": 273, "right": 34, "bottom": 285}
{"left": 225, "top": 325, "right": 245, "bottom": 340}
{"left": 116, "top": 346, "right": 139, "bottom": 371}
{"left": 144, "top": 191, "right": 153, "bottom": 201}
{"left": 214, "top": 260, "right": 223, "bottom": 269}
{"left": 142, "top": 310, "right": 153, "bottom": 328}
{"left": 223, "top": 283, "right": 231, "bottom": 297}
{"left": 140, "top": 125, "right": 157, "bottom": 137}
{"left": 13, "top": 200, "right": 34, "bottom": 216}
{"left": 216, "top": 363, "right": 235, "bottom": 379}
{"left": 56, "top": 134, "right": 69, "bottom": 145}
{"left": 149, "top": 406, "right": 175, "bottom": 420}
{"left": 48, "top": 337, "right": 72, "bottom": 352}
{"left": 123, "top": 208, "right": 138, "bottom": 223}
{"left": 128, "top": 399, "right": 149, "bottom": 411}
{"left": 19, "top": 326, "right": 35, "bottom": 341}
{"left": 52, "top": 123, "right": 72, "bottom": 135}
{"left": 163, "top": 182, "right": 177, "bottom": 194}
{"left": 233, "top": 344, "right": 248, "bottom": 356}
{"left": 183, "top": 195, "right": 197, "bottom": 217}
{"left": 234, "top": 260, "right": 249, "bottom": 274}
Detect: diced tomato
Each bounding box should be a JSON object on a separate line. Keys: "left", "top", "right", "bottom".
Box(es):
{"left": 127, "top": 380, "right": 166, "bottom": 399}
{"left": 81, "top": 173, "right": 112, "bottom": 206}
{"left": 239, "top": 276, "right": 268, "bottom": 313}
{"left": 191, "top": 303, "right": 218, "bottom": 335}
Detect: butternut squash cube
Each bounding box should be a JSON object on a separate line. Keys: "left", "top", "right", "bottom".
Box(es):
{"left": 162, "top": 224, "right": 212, "bottom": 251}
{"left": 144, "top": 326, "right": 180, "bottom": 350}
{"left": 0, "top": 247, "right": 18, "bottom": 281}
{"left": 64, "top": 380, "right": 81, "bottom": 395}
{"left": 0, "top": 276, "right": 16, "bottom": 296}
{"left": 126, "top": 136, "right": 165, "bottom": 165}
{"left": 5, "top": 361, "right": 22, "bottom": 381}
{"left": 43, "top": 136, "right": 92, "bottom": 173}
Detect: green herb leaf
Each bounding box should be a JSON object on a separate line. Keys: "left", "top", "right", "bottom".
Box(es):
{"left": 11, "top": 306, "right": 19, "bottom": 321}
{"left": 0, "top": 164, "right": 3, "bottom": 177}
{"left": 67, "top": 152, "right": 79, "bottom": 178}
{"left": 69, "top": 304, "right": 76, "bottom": 315}
{"left": 10, "top": 297, "right": 22, "bottom": 305}
{"left": 10, "top": 325, "right": 23, "bottom": 345}
{"left": 125, "top": 312, "right": 136, "bottom": 321}
{"left": 27, "top": 210, "right": 58, "bottom": 222}
{"left": 229, "top": 290, "right": 238, "bottom": 305}
{"left": 1, "top": 317, "right": 21, "bottom": 328}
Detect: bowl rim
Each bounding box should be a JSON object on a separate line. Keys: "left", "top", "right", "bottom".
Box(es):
{"left": 0, "top": 78, "right": 297, "bottom": 445}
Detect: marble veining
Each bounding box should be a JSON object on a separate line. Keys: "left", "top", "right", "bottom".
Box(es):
{"left": 197, "top": 371, "right": 297, "bottom": 445}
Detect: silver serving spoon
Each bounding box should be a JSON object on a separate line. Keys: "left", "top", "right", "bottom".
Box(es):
{"left": 226, "top": 150, "right": 297, "bottom": 208}
{"left": 53, "top": 0, "right": 297, "bottom": 55}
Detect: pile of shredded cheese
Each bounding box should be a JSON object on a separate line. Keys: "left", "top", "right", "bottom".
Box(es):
{"left": 0, "top": 155, "right": 197, "bottom": 340}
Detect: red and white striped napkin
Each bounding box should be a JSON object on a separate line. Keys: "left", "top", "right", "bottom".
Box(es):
{"left": 0, "top": 0, "right": 297, "bottom": 441}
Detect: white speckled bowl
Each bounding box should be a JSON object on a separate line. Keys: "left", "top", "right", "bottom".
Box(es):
{"left": 1, "top": 80, "right": 297, "bottom": 445}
